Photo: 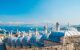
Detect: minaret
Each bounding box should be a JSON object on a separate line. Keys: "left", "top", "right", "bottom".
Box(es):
{"left": 11, "top": 30, "right": 13, "bottom": 37}
{"left": 9, "top": 32, "right": 10, "bottom": 37}
{"left": 67, "top": 23, "right": 70, "bottom": 30}
{"left": 22, "top": 31, "right": 26, "bottom": 37}
{"left": 35, "top": 28, "right": 38, "bottom": 35}
{"left": 16, "top": 29, "right": 18, "bottom": 35}
{"left": 9, "top": 31, "right": 12, "bottom": 37}
{"left": 16, "top": 29, "right": 20, "bottom": 37}
{"left": 28, "top": 30, "right": 32, "bottom": 37}
{"left": 4, "top": 29, "right": 6, "bottom": 38}
{"left": 44, "top": 25, "right": 48, "bottom": 34}
{"left": 55, "top": 22, "right": 60, "bottom": 31}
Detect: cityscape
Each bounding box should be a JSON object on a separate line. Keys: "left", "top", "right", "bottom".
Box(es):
{"left": 0, "top": 0, "right": 80, "bottom": 50}
{"left": 0, "top": 22, "right": 80, "bottom": 50}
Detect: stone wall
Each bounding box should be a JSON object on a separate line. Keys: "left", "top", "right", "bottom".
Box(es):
{"left": 64, "top": 35, "right": 80, "bottom": 44}
{"left": 6, "top": 43, "right": 74, "bottom": 50}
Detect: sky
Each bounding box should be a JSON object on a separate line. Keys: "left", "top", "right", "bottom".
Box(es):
{"left": 0, "top": 0, "right": 80, "bottom": 25}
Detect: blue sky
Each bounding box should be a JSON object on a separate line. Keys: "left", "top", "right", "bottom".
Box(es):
{"left": 0, "top": 0, "right": 80, "bottom": 24}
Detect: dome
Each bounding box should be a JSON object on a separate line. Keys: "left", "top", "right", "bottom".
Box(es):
{"left": 64, "top": 27, "right": 80, "bottom": 36}
{"left": 64, "top": 30, "right": 80, "bottom": 37}
{"left": 36, "top": 34, "right": 42, "bottom": 41}
{"left": 27, "top": 35, "right": 31, "bottom": 42}
{"left": 11, "top": 37, "right": 17, "bottom": 47}
{"left": 16, "top": 37, "right": 24, "bottom": 47}
{"left": 22, "top": 36, "right": 28, "bottom": 46}
{"left": 29, "top": 34, "right": 44, "bottom": 47}
{"left": 27, "top": 31, "right": 32, "bottom": 42}
{"left": 40, "top": 32, "right": 51, "bottom": 40}
{"left": 6, "top": 37, "right": 12, "bottom": 46}
{"left": 41, "top": 34, "right": 47, "bottom": 40}
{"left": 29, "top": 34, "right": 36, "bottom": 44}
{"left": 39, "top": 33, "right": 48, "bottom": 44}
{"left": 48, "top": 32, "right": 64, "bottom": 42}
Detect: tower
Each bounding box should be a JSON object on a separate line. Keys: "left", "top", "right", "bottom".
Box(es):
{"left": 35, "top": 27, "right": 38, "bottom": 35}
{"left": 55, "top": 22, "right": 60, "bottom": 31}
{"left": 44, "top": 25, "right": 48, "bottom": 34}
{"left": 16, "top": 29, "right": 21, "bottom": 37}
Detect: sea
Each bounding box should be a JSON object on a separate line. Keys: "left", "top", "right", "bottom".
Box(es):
{"left": 0, "top": 24, "right": 52, "bottom": 34}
